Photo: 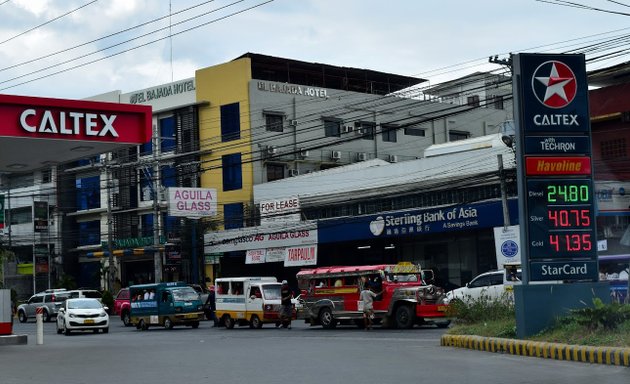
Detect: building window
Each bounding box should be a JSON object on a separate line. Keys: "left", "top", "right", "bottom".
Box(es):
{"left": 265, "top": 113, "right": 284, "bottom": 132}
{"left": 222, "top": 153, "right": 242, "bottom": 191}
{"left": 221, "top": 103, "right": 240, "bottom": 142}
{"left": 601, "top": 138, "right": 627, "bottom": 160}
{"left": 356, "top": 122, "right": 375, "bottom": 140}
{"left": 78, "top": 220, "right": 100, "bottom": 246}
{"left": 141, "top": 214, "right": 153, "bottom": 237}
{"left": 8, "top": 206, "right": 31, "bottom": 225}
{"left": 140, "top": 136, "right": 152, "bottom": 157}
{"left": 161, "top": 166, "right": 176, "bottom": 189}
{"left": 491, "top": 95, "right": 504, "bottom": 110}
{"left": 267, "top": 163, "right": 285, "bottom": 182}
{"left": 404, "top": 127, "right": 425, "bottom": 137}
{"left": 224, "top": 203, "right": 244, "bottom": 229}
{"left": 381, "top": 124, "right": 397, "bottom": 143}
{"left": 160, "top": 116, "right": 176, "bottom": 152}
{"left": 449, "top": 130, "right": 470, "bottom": 141}
{"left": 41, "top": 169, "right": 52, "bottom": 183}
{"left": 467, "top": 95, "right": 480, "bottom": 107}
{"left": 76, "top": 175, "right": 101, "bottom": 210}
{"left": 139, "top": 169, "right": 153, "bottom": 202}
{"left": 324, "top": 119, "right": 341, "bottom": 137}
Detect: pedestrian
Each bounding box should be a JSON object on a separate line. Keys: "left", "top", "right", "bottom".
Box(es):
{"left": 280, "top": 280, "right": 293, "bottom": 329}
{"left": 360, "top": 281, "right": 379, "bottom": 330}
{"left": 205, "top": 286, "right": 218, "bottom": 326}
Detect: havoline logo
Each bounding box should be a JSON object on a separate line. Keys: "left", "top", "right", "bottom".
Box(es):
{"left": 531, "top": 60, "right": 577, "bottom": 109}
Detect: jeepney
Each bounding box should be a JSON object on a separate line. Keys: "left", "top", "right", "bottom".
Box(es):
{"left": 129, "top": 282, "right": 204, "bottom": 330}
{"left": 296, "top": 263, "right": 450, "bottom": 329}
{"left": 215, "top": 277, "right": 297, "bottom": 329}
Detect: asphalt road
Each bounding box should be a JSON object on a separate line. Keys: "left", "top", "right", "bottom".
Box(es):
{"left": 1, "top": 318, "right": 627, "bottom": 384}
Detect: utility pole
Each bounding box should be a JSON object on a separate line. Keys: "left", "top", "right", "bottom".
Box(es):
{"left": 498, "top": 154, "right": 510, "bottom": 228}
{"left": 105, "top": 160, "right": 115, "bottom": 292}
{"left": 153, "top": 128, "right": 163, "bottom": 283}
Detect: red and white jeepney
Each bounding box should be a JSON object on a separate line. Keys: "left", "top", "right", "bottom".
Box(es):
{"left": 296, "top": 263, "right": 450, "bottom": 329}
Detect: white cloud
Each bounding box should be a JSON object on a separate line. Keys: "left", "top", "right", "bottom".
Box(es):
{"left": 2, "top": 0, "right": 629, "bottom": 99}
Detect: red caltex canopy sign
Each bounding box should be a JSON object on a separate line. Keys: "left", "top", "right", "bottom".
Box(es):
{"left": 0, "top": 94, "right": 152, "bottom": 173}
{"left": 0, "top": 94, "right": 151, "bottom": 143}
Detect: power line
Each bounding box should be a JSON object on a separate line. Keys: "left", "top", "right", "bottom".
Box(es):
{"left": 0, "top": 0, "right": 262, "bottom": 90}
{"left": 0, "top": 0, "right": 221, "bottom": 73}
{"left": 0, "top": 0, "right": 99, "bottom": 45}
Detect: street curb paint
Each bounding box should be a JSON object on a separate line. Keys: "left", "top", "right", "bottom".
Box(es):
{"left": 441, "top": 334, "right": 630, "bottom": 367}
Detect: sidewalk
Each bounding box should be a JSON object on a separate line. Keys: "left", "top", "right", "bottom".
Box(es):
{"left": 441, "top": 334, "right": 630, "bottom": 367}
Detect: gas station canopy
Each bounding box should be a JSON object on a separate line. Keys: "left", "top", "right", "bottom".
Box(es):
{"left": 0, "top": 94, "right": 152, "bottom": 173}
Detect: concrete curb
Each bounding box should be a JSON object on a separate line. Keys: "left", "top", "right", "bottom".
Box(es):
{"left": 0, "top": 334, "right": 28, "bottom": 346}
{"left": 441, "top": 334, "right": 630, "bottom": 367}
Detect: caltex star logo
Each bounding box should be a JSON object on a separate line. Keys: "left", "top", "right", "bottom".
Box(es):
{"left": 531, "top": 60, "right": 577, "bottom": 109}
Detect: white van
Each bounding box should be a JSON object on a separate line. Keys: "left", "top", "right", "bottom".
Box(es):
{"left": 214, "top": 277, "right": 296, "bottom": 329}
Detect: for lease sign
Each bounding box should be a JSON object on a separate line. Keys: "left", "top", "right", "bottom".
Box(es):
{"left": 167, "top": 187, "right": 217, "bottom": 218}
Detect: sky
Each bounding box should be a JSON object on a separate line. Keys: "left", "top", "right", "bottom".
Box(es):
{"left": 1, "top": 0, "right": 630, "bottom": 100}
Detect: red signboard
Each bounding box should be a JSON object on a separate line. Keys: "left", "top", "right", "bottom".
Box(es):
{"left": 0, "top": 94, "right": 151, "bottom": 144}
{"left": 525, "top": 156, "right": 591, "bottom": 176}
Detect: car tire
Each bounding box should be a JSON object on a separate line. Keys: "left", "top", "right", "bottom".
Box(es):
{"left": 121, "top": 311, "right": 131, "bottom": 327}
{"left": 42, "top": 309, "right": 50, "bottom": 323}
{"left": 223, "top": 315, "right": 235, "bottom": 329}
{"left": 56, "top": 324, "right": 62, "bottom": 334}
{"left": 139, "top": 319, "right": 148, "bottom": 331}
{"left": 319, "top": 307, "right": 337, "bottom": 329}
{"left": 435, "top": 321, "right": 451, "bottom": 329}
{"left": 395, "top": 305, "right": 414, "bottom": 329}
{"left": 164, "top": 317, "right": 173, "bottom": 330}
{"left": 18, "top": 311, "right": 27, "bottom": 323}
{"left": 249, "top": 315, "right": 262, "bottom": 329}
{"left": 63, "top": 322, "right": 71, "bottom": 336}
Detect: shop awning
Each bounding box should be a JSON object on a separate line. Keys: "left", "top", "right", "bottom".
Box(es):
{"left": 86, "top": 247, "right": 163, "bottom": 258}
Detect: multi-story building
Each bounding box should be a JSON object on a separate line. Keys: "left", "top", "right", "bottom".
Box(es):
{"left": 2, "top": 54, "right": 514, "bottom": 295}
{"left": 197, "top": 53, "right": 514, "bottom": 283}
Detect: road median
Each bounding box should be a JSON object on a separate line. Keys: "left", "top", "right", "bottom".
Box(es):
{"left": 441, "top": 334, "right": 630, "bottom": 367}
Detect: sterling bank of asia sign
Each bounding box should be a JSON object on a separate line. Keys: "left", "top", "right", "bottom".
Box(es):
{"left": 0, "top": 94, "right": 151, "bottom": 144}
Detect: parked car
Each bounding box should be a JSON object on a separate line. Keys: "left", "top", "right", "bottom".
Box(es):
{"left": 444, "top": 268, "right": 521, "bottom": 304}
{"left": 56, "top": 298, "right": 109, "bottom": 335}
{"left": 16, "top": 289, "right": 70, "bottom": 323}
{"left": 113, "top": 288, "right": 132, "bottom": 326}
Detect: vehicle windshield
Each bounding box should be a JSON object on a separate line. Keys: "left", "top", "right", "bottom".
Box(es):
{"left": 388, "top": 273, "right": 420, "bottom": 282}
{"left": 68, "top": 299, "right": 102, "bottom": 309}
{"left": 262, "top": 284, "right": 282, "bottom": 300}
{"left": 171, "top": 287, "right": 199, "bottom": 301}
{"left": 54, "top": 293, "right": 70, "bottom": 302}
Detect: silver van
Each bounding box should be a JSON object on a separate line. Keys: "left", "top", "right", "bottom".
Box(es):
{"left": 17, "top": 290, "right": 70, "bottom": 322}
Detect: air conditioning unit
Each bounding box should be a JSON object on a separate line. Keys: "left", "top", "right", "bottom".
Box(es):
{"left": 290, "top": 119, "right": 298, "bottom": 126}
{"left": 299, "top": 148, "right": 310, "bottom": 158}
{"left": 266, "top": 146, "right": 277, "bottom": 155}
{"left": 331, "top": 150, "right": 341, "bottom": 160}
{"left": 357, "top": 152, "right": 367, "bottom": 161}
{"left": 355, "top": 127, "right": 365, "bottom": 135}
{"left": 289, "top": 169, "right": 300, "bottom": 177}
{"left": 341, "top": 125, "right": 353, "bottom": 134}
{"left": 389, "top": 155, "right": 398, "bottom": 163}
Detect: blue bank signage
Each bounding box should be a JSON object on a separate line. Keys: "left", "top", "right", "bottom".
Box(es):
{"left": 318, "top": 200, "right": 518, "bottom": 243}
